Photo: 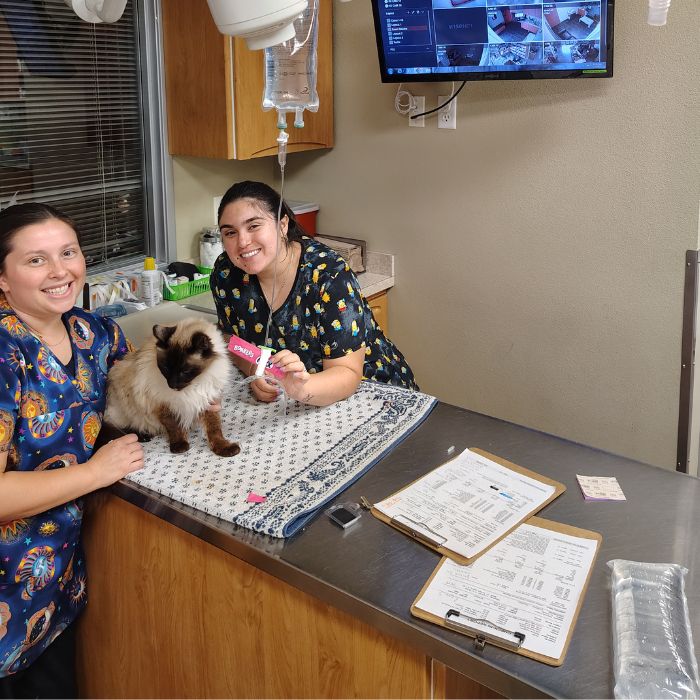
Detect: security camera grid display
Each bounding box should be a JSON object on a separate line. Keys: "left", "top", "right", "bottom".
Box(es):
{"left": 376, "top": 0, "right": 607, "bottom": 76}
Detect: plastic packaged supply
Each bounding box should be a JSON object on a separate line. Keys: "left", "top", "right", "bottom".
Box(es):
{"left": 140, "top": 257, "right": 162, "bottom": 307}
{"left": 609, "top": 559, "right": 700, "bottom": 699}
{"left": 93, "top": 303, "right": 127, "bottom": 319}
{"left": 262, "top": 0, "right": 319, "bottom": 128}
{"left": 200, "top": 227, "right": 223, "bottom": 269}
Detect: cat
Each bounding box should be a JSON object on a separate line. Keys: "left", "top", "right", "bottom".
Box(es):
{"left": 104, "top": 317, "right": 240, "bottom": 457}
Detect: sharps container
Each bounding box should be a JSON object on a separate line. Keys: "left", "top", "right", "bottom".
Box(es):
{"left": 288, "top": 201, "right": 319, "bottom": 236}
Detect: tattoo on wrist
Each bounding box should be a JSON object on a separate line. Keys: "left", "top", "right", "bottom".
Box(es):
{"left": 301, "top": 393, "right": 314, "bottom": 403}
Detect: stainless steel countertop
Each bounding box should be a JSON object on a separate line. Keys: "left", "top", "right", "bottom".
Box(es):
{"left": 110, "top": 399, "right": 700, "bottom": 699}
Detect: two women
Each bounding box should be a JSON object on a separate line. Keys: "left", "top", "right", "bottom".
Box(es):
{"left": 0, "top": 183, "right": 417, "bottom": 694}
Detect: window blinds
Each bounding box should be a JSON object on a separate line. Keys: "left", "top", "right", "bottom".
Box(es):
{"left": 0, "top": 0, "right": 147, "bottom": 267}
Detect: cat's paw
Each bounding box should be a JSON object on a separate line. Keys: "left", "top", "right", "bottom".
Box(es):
{"left": 212, "top": 441, "right": 240, "bottom": 458}
{"left": 169, "top": 440, "right": 190, "bottom": 454}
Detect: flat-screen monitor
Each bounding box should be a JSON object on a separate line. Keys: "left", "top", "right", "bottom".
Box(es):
{"left": 371, "top": 0, "right": 614, "bottom": 82}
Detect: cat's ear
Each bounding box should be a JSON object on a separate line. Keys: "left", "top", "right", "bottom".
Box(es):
{"left": 190, "top": 331, "right": 213, "bottom": 357}
{"left": 153, "top": 324, "right": 176, "bottom": 346}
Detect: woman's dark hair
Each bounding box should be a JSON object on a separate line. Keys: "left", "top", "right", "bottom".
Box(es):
{"left": 217, "top": 181, "right": 306, "bottom": 243}
{"left": 0, "top": 203, "right": 78, "bottom": 271}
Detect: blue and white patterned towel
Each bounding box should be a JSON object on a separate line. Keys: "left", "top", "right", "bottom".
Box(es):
{"left": 125, "top": 379, "right": 437, "bottom": 537}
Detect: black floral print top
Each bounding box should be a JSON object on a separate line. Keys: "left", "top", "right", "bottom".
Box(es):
{"left": 211, "top": 238, "right": 418, "bottom": 390}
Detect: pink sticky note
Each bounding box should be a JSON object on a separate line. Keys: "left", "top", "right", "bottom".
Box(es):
{"left": 247, "top": 492, "right": 267, "bottom": 504}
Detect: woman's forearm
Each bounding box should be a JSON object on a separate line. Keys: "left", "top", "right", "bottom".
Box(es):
{"left": 0, "top": 464, "right": 99, "bottom": 522}
{"left": 295, "top": 365, "right": 362, "bottom": 407}
{"left": 0, "top": 434, "right": 144, "bottom": 522}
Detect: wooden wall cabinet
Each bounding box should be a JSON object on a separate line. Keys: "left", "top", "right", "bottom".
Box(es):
{"left": 161, "top": 1, "right": 334, "bottom": 160}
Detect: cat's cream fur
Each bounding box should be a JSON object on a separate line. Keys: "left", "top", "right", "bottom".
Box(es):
{"left": 104, "top": 317, "right": 239, "bottom": 456}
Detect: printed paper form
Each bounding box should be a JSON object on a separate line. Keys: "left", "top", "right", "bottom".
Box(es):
{"left": 414, "top": 523, "right": 598, "bottom": 660}
{"left": 374, "top": 449, "right": 555, "bottom": 559}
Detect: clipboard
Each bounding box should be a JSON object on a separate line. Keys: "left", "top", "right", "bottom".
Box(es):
{"left": 370, "top": 448, "right": 565, "bottom": 565}
{"left": 410, "top": 517, "right": 602, "bottom": 666}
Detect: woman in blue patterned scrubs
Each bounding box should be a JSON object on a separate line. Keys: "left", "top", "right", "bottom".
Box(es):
{"left": 211, "top": 181, "right": 418, "bottom": 407}
{"left": 0, "top": 204, "right": 144, "bottom": 698}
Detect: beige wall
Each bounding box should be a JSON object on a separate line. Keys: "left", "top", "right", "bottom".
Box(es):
{"left": 172, "top": 156, "right": 273, "bottom": 261}
{"left": 172, "top": 0, "right": 699, "bottom": 470}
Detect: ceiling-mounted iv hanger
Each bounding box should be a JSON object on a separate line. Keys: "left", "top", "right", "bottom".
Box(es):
{"left": 64, "top": 0, "right": 128, "bottom": 24}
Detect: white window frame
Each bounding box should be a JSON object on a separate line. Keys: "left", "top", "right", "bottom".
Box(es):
{"left": 138, "top": 0, "right": 175, "bottom": 266}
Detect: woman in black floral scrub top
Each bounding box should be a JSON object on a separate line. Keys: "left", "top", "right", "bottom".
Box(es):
{"left": 211, "top": 181, "right": 418, "bottom": 407}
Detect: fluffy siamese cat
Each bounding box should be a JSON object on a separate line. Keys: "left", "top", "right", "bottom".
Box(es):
{"left": 104, "top": 318, "right": 240, "bottom": 457}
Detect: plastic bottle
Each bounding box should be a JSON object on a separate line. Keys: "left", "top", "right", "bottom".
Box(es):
{"left": 140, "top": 257, "right": 162, "bottom": 307}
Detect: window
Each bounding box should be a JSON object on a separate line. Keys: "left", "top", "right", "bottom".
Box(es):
{"left": 0, "top": 0, "right": 171, "bottom": 269}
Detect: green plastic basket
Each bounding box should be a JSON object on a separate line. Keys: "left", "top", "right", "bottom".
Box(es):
{"left": 162, "top": 273, "right": 211, "bottom": 301}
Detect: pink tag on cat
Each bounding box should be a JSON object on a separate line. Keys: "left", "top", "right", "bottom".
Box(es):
{"left": 246, "top": 492, "right": 267, "bottom": 504}
{"left": 227, "top": 336, "right": 285, "bottom": 379}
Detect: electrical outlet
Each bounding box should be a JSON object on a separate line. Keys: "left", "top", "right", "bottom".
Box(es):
{"left": 438, "top": 95, "right": 457, "bottom": 129}
{"left": 409, "top": 96, "right": 425, "bottom": 127}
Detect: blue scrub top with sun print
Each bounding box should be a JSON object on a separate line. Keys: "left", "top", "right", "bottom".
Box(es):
{"left": 0, "top": 293, "right": 130, "bottom": 677}
{"left": 211, "top": 237, "right": 418, "bottom": 390}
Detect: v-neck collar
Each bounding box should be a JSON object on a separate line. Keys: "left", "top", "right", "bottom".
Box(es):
{"left": 253, "top": 244, "right": 302, "bottom": 316}
{"left": 0, "top": 291, "right": 79, "bottom": 388}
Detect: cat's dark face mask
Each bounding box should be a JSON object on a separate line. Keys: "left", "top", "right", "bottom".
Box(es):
{"left": 153, "top": 324, "right": 215, "bottom": 391}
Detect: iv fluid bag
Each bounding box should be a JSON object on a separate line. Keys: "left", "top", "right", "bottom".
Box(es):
{"left": 262, "top": 0, "right": 319, "bottom": 127}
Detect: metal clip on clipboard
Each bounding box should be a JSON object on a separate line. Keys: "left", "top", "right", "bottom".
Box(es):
{"left": 444, "top": 609, "right": 526, "bottom": 652}
{"left": 390, "top": 514, "right": 447, "bottom": 549}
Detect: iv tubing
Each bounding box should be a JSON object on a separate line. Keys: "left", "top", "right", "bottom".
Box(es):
{"left": 224, "top": 126, "right": 292, "bottom": 414}
{"left": 262, "top": 128, "right": 289, "bottom": 346}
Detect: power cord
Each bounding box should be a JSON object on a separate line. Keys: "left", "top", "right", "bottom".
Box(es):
{"left": 394, "top": 83, "right": 417, "bottom": 116}
{"left": 409, "top": 81, "right": 466, "bottom": 120}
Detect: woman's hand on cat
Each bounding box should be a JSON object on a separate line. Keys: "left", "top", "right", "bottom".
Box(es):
{"left": 87, "top": 434, "right": 145, "bottom": 488}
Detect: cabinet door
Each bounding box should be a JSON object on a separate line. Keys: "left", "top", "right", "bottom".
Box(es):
{"left": 367, "top": 291, "right": 389, "bottom": 336}
{"left": 162, "top": 0, "right": 334, "bottom": 160}
{"left": 162, "top": 1, "right": 233, "bottom": 159}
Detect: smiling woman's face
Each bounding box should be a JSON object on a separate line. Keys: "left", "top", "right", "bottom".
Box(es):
{"left": 219, "top": 198, "right": 288, "bottom": 277}
{"left": 0, "top": 217, "right": 86, "bottom": 319}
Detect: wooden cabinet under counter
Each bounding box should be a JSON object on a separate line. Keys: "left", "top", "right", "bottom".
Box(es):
{"left": 367, "top": 290, "right": 389, "bottom": 336}
{"left": 161, "top": 0, "right": 334, "bottom": 160}
{"left": 76, "top": 494, "right": 498, "bottom": 699}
